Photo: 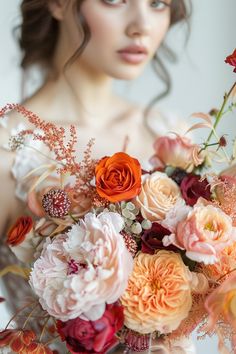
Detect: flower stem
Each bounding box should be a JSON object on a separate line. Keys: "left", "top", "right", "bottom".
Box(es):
{"left": 5, "top": 300, "right": 36, "bottom": 329}
{"left": 39, "top": 316, "right": 51, "bottom": 341}
{"left": 204, "top": 82, "right": 236, "bottom": 148}
{"left": 22, "top": 303, "right": 39, "bottom": 329}
{"left": 217, "top": 267, "right": 236, "bottom": 283}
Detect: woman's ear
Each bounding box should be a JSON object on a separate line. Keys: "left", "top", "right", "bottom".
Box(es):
{"left": 48, "top": 0, "right": 68, "bottom": 21}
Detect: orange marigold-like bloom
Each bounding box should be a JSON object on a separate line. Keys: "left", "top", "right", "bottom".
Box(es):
{"left": 95, "top": 152, "right": 141, "bottom": 203}
{"left": 0, "top": 329, "right": 36, "bottom": 352}
{"left": 121, "top": 251, "right": 192, "bottom": 334}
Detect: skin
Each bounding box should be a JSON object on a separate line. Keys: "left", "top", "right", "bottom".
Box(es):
{"left": 0, "top": 0, "right": 172, "bottom": 236}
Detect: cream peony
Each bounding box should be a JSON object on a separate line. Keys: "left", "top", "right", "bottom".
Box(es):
{"left": 29, "top": 212, "right": 133, "bottom": 322}
{"left": 135, "top": 171, "right": 183, "bottom": 222}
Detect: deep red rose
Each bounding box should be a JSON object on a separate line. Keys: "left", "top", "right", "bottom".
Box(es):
{"left": 57, "top": 303, "right": 124, "bottom": 354}
{"left": 141, "top": 223, "right": 173, "bottom": 254}
{"left": 225, "top": 49, "right": 236, "bottom": 73}
{"left": 180, "top": 174, "right": 211, "bottom": 206}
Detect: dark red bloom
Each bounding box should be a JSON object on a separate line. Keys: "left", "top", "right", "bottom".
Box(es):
{"left": 180, "top": 174, "right": 211, "bottom": 206}
{"left": 42, "top": 189, "right": 71, "bottom": 218}
{"left": 57, "top": 302, "right": 124, "bottom": 354}
{"left": 141, "top": 223, "right": 173, "bottom": 254}
{"left": 225, "top": 49, "right": 236, "bottom": 73}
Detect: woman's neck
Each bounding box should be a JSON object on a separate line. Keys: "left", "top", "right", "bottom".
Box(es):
{"left": 41, "top": 64, "right": 118, "bottom": 128}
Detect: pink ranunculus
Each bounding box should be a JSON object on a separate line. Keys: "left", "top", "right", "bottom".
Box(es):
{"left": 29, "top": 212, "right": 133, "bottom": 322}
{"left": 150, "top": 135, "right": 204, "bottom": 173}
{"left": 180, "top": 174, "right": 211, "bottom": 206}
{"left": 163, "top": 199, "right": 236, "bottom": 264}
{"left": 57, "top": 302, "right": 124, "bottom": 354}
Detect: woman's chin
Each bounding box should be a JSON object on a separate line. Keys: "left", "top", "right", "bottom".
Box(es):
{"left": 109, "top": 66, "right": 146, "bottom": 81}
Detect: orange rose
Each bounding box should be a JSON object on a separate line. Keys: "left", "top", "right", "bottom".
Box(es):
{"left": 7, "top": 216, "right": 33, "bottom": 246}
{"left": 95, "top": 152, "right": 141, "bottom": 203}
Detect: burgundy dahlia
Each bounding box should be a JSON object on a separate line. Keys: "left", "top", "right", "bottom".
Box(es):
{"left": 180, "top": 174, "right": 211, "bottom": 206}
{"left": 42, "top": 189, "right": 71, "bottom": 218}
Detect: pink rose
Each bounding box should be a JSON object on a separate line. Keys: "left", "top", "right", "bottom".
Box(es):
{"left": 163, "top": 199, "right": 236, "bottom": 264}
{"left": 57, "top": 303, "right": 124, "bottom": 354}
{"left": 150, "top": 135, "right": 204, "bottom": 173}
{"left": 180, "top": 174, "right": 211, "bottom": 206}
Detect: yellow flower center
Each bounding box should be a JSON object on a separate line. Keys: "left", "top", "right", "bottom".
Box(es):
{"left": 204, "top": 222, "right": 216, "bottom": 232}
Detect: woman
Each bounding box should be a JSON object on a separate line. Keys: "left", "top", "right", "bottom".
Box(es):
{"left": 0, "top": 0, "right": 191, "bottom": 350}
{"left": 0, "top": 0, "right": 190, "bottom": 238}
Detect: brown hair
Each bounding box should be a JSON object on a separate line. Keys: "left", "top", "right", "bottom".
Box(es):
{"left": 17, "top": 0, "right": 191, "bottom": 114}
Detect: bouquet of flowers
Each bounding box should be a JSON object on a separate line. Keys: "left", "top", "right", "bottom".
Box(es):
{"left": 0, "top": 50, "right": 235, "bottom": 354}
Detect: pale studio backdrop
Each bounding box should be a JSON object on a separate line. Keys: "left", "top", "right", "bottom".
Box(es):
{"left": 0, "top": 1, "right": 236, "bottom": 353}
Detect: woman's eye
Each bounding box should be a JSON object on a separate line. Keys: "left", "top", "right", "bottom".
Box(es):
{"left": 150, "top": 1, "right": 170, "bottom": 10}
{"left": 102, "top": 0, "right": 123, "bottom": 5}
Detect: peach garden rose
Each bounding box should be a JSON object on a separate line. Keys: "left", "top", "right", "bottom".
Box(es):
{"left": 163, "top": 199, "right": 236, "bottom": 264}
{"left": 135, "top": 171, "right": 183, "bottom": 222}
{"left": 121, "top": 250, "right": 193, "bottom": 334}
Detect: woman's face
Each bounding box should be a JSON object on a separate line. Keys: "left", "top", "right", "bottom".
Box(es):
{"left": 60, "top": 0, "right": 172, "bottom": 80}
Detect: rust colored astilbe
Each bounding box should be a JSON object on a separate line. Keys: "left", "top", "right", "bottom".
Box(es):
{"left": 168, "top": 293, "right": 209, "bottom": 341}
{"left": 0, "top": 103, "right": 97, "bottom": 198}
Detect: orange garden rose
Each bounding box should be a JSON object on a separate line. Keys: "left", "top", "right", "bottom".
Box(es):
{"left": 121, "top": 251, "right": 192, "bottom": 334}
{"left": 7, "top": 216, "right": 33, "bottom": 246}
{"left": 7, "top": 216, "right": 40, "bottom": 263}
{"left": 95, "top": 152, "right": 141, "bottom": 202}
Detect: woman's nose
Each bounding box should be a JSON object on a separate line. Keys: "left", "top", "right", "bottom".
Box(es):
{"left": 125, "top": 9, "right": 151, "bottom": 38}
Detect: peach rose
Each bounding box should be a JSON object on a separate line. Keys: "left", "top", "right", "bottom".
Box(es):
{"left": 163, "top": 200, "right": 236, "bottom": 264}
{"left": 135, "top": 171, "right": 183, "bottom": 222}
{"left": 7, "top": 216, "right": 40, "bottom": 262}
{"left": 121, "top": 251, "right": 192, "bottom": 334}
{"left": 150, "top": 135, "right": 204, "bottom": 172}
{"left": 95, "top": 152, "right": 141, "bottom": 203}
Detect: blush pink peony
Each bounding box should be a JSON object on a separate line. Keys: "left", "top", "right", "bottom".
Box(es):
{"left": 150, "top": 135, "right": 204, "bottom": 172}
{"left": 163, "top": 199, "right": 236, "bottom": 264}
{"left": 29, "top": 212, "right": 133, "bottom": 322}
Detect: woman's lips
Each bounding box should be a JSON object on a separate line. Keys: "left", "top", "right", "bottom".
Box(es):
{"left": 117, "top": 45, "right": 148, "bottom": 64}
{"left": 117, "top": 51, "right": 148, "bottom": 64}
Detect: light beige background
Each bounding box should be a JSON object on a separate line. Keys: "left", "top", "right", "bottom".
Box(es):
{"left": 0, "top": 1, "right": 236, "bottom": 353}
